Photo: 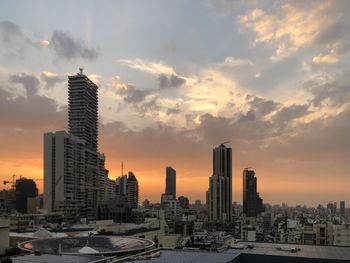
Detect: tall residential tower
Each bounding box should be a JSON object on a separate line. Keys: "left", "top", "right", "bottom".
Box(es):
{"left": 165, "top": 166, "right": 176, "bottom": 199}
{"left": 44, "top": 69, "right": 107, "bottom": 222}
{"left": 68, "top": 68, "right": 98, "bottom": 151}
{"left": 207, "top": 143, "right": 232, "bottom": 222}
{"left": 243, "top": 168, "right": 264, "bottom": 217}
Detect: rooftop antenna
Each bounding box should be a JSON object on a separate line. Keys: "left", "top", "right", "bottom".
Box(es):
{"left": 121, "top": 161, "right": 124, "bottom": 176}
{"left": 79, "top": 68, "right": 84, "bottom": 75}
{"left": 219, "top": 141, "right": 230, "bottom": 146}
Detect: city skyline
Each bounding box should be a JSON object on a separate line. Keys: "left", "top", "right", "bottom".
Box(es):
{"left": 1, "top": 1, "right": 350, "bottom": 206}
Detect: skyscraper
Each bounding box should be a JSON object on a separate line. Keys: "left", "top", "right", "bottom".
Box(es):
{"left": 44, "top": 70, "right": 106, "bottom": 222}
{"left": 243, "top": 168, "right": 264, "bottom": 217}
{"left": 116, "top": 175, "right": 127, "bottom": 196}
{"left": 126, "top": 172, "right": 139, "bottom": 209}
{"left": 68, "top": 68, "right": 98, "bottom": 151}
{"left": 68, "top": 69, "right": 100, "bottom": 220}
{"left": 165, "top": 166, "right": 176, "bottom": 199}
{"left": 207, "top": 143, "right": 232, "bottom": 222}
{"left": 340, "top": 201, "right": 346, "bottom": 215}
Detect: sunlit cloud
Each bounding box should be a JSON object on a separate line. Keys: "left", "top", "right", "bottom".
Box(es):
{"left": 219, "top": 56, "right": 253, "bottom": 67}
{"left": 254, "top": 72, "right": 261, "bottom": 78}
{"left": 40, "top": 39, "right": 50, "bottom": 46}
{"left": 118, "top": 58, "right": 176, "bottom": 75}
{"left": 313, "top": 52, "right": 339, "bottom": 64}
{"left": 88, "top": 74, "right": 101, "bottom": 84}
{"left": 238, "top": 1, "right": 333, "bottom": 61}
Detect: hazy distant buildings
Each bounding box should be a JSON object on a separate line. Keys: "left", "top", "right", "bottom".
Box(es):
{"left": 126, "top": 172, "right": 139, "bottom": 209}
{"left": 161, "top": 194, "right": 180, "bottom": 219}
{"left": 116, "top": 175, "right": 127, "bottom": 196}
{"left": 15, "top": 178, "right": 38, "bottom": 213}
{"left": 97, "top": 172, "right": 138, "bottom": 222}
{"left": 327, "top": 202, "right": 337, "bottom": 214}
{"left": 165, "top": 167, "right": 176, "bottom": 198}
{"left": 0, "top": 190, "right": 16, "bottom": 213}
{"left": 243, "top": 168, "right": 264, "bottom": 217}
{"left": 98, "top": 154, "right": 116, "bottom": 202}
{"left": 340, "top": 201, "right": 345, "bottom": 215}
{"left": 178, "top": 196, "right": 189, "bottom": 209}
{"left": 207, "top": 143, "right": 232, "bottom": 222}
{"left": 194, "top": 200, "right": 202, "bottom": 211}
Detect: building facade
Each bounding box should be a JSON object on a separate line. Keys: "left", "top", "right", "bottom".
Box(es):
{"left": 165, "top": 166, "right": 176, "bottom": 198}
{"left": 127, "top": 172, "right": 139, "bottom": 209}
{"left": 15, "top": 178, "right": 38, "bottom": 213}
{"left": 68, "top": 70, "right": 98, "bottom": 152}
{"left": 207, "top": 144, "right": 232, "bottom": 222}
{"left": 243, "top": 168, "right": 264, "bottom": 217}
{"left": 44, "top": 70, "right": 111, "bottom": 222}
{"left": 340, "top": 201, "right": 345, "bottom": 215}
{"left": 43, "top": 131, "right": 85, "bottom": 222}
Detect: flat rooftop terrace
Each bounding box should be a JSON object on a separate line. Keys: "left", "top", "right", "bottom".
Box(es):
{"left": 235, "top": 241, "right": 350, "bottom": 261}
{"left": 128, "top": 242, "right": 350, "bottom": 263}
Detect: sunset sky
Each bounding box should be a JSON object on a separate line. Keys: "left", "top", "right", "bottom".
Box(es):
{"left": 0, "top": 0, "right": 350, "bottom": 206}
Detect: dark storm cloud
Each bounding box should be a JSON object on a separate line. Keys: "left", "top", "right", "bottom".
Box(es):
{"left": 50, "top": 30, "right": 98, "bottom": 60}
{"left": 10, "top": 73, "right": 40, "bottom": 96}
{"left": 158, "top": 74, "right": 186, "bottom": 89}
{"left": 40, "top": 72, "right": 65, "bottom": 89}
{"left": 0, "top": 20, "right": 22, "bottom": 43}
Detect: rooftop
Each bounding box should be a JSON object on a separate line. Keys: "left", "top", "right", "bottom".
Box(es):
{"left": 235, "top": 241, "right": 350, "bottom": 261}
{"left": 18, "top": 235, "right": 154, "bottom": 256}
{"left": 127, "top": 243, "right": 350, "bottom": 263}
{"left": 11, "top": 254, "right": 101, "bottom": 263}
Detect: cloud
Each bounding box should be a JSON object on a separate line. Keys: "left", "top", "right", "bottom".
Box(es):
{"left": 50, "top": 30, "right": 98, "bottom": 60}
{"left": 39, "top": 39, "right": 50, "bottom": 47}
{"left": 112, "top": 76, "right": 151, "bottom": 103}
{"left": 0, "top": 20, "right": 22, "bottom": 43}
{"left": 246, "top": 95, "right": 279, "bottom": 117}
{"left": 220, "top": 56, "right": 253, "bottom": 67}
{"left": 238, "top": 3, "right": 331, "bottom": 46}
{"left": 254, "top": 72, "right": 261, "bottom": 78}
{"left": 274, "top": 104, "right": 309, "bottom": 124}
{"left": 312, "top": 52, "right": 339, "bottom": 64}
{"left": 118, "top": 58, "right": 176, "bottom": 75}
{"left": 312, "top": 44, "right": 350, "bottom": 64}
{"left": 10, "top": 73, "right": 40, "bottom": 96}
{"left": 270, "top": 43, "right": 298, "bottom": 62}
{"left": 158, "top": 74, "right": 186, "bottom": 89}
{"left": 237, "top": 1, "right": 344, "bottom": 61}
{"left": 305, "top": 80, "right": 350, "bottom": 108}
{"left": 40, "top": 71, "right": 65, "bottom": 89}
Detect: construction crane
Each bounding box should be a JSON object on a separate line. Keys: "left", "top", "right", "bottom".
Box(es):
{"left": 3, "top": 175, "right": 43, "bottom": 190}
{"left": 3, "top": 174, "right": 19, "bottom": 190}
